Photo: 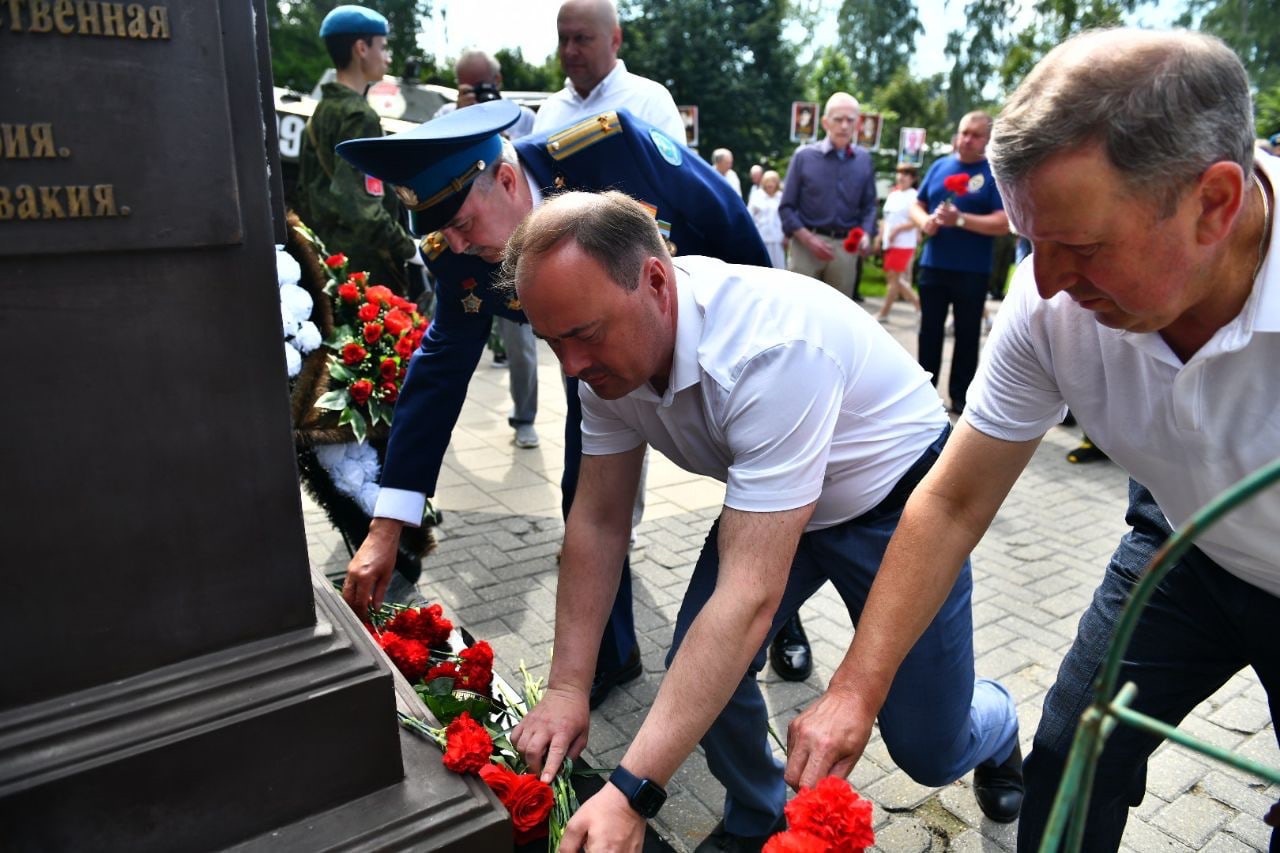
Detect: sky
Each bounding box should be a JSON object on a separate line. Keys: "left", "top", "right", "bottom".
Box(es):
{"left": 420, "top": 0, "right": 1188, "bottom": 83}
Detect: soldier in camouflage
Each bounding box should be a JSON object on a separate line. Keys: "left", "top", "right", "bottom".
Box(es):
{"left": 297, "top": 5, "right": 417, "bottom": 296}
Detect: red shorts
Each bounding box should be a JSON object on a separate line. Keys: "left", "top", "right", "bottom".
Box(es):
{"left": 884, "top": 247, "right": 915, "bottom": 272}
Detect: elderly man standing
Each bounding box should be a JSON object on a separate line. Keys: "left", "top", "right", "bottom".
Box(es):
{"left": 508, "top": 191, "right": 1019, "bottom": 853}
{"left": 336, "top": 101, "right": 768, "bottom": 709}
{"left": 784, "top": 29, "right": 1279, "bottom": 852}
{"left": 779, "top": 92, "right": 877, "bottom": 305}
{"left": 534, "top": 0, "right": 684, "bottom": 141}
{"left": 909, "top": 111, "right": 1008, "bottom": 415}
{"left": 712, "top": 148, "right": 741, "bottom": 197}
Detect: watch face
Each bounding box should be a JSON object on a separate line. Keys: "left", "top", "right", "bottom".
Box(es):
{"left": 632, "top": 779, "right": 666, "bottom": 818}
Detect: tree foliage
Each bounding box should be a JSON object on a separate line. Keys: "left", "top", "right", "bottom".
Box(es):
{"left": 494, "top": 48, "right": 562, "bottom": 93}
{"left": 834, "top": 0, "right": 923, "bottom": 96}
{"left": 1181, "top": 0, "right": 1280, "bottom": 90}
{"left": 621, "top": 0, "right": 802, "bottom": 173}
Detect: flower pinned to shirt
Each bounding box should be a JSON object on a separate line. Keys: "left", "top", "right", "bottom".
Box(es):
{"left": 842, "top": 227, "right": 866, "bottom": 253}
{"left": 766, "top": 777, "right": 875, "bottom": 852}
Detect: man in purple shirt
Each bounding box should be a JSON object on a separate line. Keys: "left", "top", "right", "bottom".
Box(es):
{"left": 779, "top": 92, "right": 879, "bottom": 305}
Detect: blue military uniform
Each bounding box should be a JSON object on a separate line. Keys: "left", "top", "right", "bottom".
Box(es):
{"left": 337, "top": 102, "right": 769, "bottom": 685}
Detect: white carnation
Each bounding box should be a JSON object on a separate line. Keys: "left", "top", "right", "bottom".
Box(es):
{"left": 284, "top": 341, "right": 302, "bottom": 378}
{"left": 357, "top": 482, "right": 380, "bottom": 515}
{"left": 276, "top": 246, "right": 302, "bottom": 287}
{"left": 294, "top": 320, "right": 322, "bottom": 353}
{"left": 279, "top": 283, "right": 313, "bottom": 323}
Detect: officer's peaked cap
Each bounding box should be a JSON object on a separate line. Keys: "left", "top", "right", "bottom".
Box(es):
{"left": 337, "top": 100, "right": 521, "bottom": 234}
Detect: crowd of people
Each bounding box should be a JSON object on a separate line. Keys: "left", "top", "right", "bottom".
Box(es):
{"left": 299, "top": 6, "right": 1277, "bottom": 852}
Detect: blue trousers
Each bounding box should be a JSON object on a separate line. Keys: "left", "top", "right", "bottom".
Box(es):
{"left": 1019, "top": 481, "right": 1280, "bottom": 851}
{"left": 563, "top": 376, "right": 637, "bottom": 675}
{"left": 917, "top": 266, "right": 989, "bottom": 411}
{"left": 667, "top": 427, "right": 1019, "bottom": 835}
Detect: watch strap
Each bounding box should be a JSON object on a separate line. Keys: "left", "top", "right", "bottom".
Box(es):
{"left": 609, "top": 765, "right": 666, "bottom": 818}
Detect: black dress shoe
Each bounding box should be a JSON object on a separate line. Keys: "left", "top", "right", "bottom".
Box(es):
{"left": 589, "top": 646, "right": 642, "bottom": 709}
{"left": 693, "top": 815, "right": 786, "bottom": 852}
{"left": 769, "top": 613, "right": 812, "bottom": 682}
{"left": 974, "top": 742, "right": 1024, "bottom": 823}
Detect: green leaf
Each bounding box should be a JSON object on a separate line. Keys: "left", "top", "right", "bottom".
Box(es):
{"left": 339, "top": 407, "right": 368, "bottom": 443}
{"left": 369, "top": 399, "right": 392, "bottom": 426}
{"left": 329, "top": 362, "right": 356, "bottom": 383}
{"left": 314, "top": 389, "right": 349, "bottom": 411}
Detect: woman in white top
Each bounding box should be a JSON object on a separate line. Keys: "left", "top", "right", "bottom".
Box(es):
{"left": 748, "top": 169, "right": 786, "bottom": 268}
{"left": 876, "top": 162, "right": 922, "bottom": 320}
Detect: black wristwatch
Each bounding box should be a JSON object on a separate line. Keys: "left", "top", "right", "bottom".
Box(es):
{"left": 609, "top": 765, "right": 667, "bottom": 818}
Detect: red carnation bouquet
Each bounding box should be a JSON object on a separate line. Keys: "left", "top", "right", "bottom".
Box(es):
{"left": 366, "top": 599, "right": 593, "bottom": 849}
{"left": 764, "top": 776, "right": 876, "bottom": 852}
{"left": 308, "top": 248, "right": 428, "bottom": 443}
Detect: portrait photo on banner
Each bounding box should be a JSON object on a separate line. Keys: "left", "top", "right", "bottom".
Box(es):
{"left": 678, "top": 105, "right": 699, "bottom": 147}
{"left": 857, "top": 112, "right": 883, "bottom": 150}
{"left": 790, "top": 101, "right": 818, "bottom": 143}
{"left": 898, "top": 127, "right": 927, "bottom": 167}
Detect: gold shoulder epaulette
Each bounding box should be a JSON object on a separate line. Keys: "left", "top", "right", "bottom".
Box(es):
{"left": 545, "top": 112, "right": 622, "bottom": 161}
{"left": 420, "top": 231, "right": 447, "bottom": 260}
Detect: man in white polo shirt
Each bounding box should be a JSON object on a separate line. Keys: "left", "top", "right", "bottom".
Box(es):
{"left": 533, "top": 0, "right": 684, "bottom": 141}
{"left": 505, "top": 191, "right": 1020, "bottom": 852}
{"left": 783, "top": 29, "right": 1280, "bottom": 852}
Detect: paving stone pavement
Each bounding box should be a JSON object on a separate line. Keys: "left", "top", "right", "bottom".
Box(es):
{"left": 303, "top": 295, "right": 1278, "bottom": 851}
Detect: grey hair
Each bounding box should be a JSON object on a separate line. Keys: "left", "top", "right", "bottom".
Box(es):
{"left": 989, "top": 28, "right": 1255, "bottom": 218}
{"left": 471, "top": 137, "right": 521, "bottom": 194}
{"left": 455, "top": 48, "right": 500, "bottom": 79}
{"left": 500, "top": 191, "right": 668, "bottom": 294}
{"left": 712, "top": 148, "right": 732, "bottom": 165}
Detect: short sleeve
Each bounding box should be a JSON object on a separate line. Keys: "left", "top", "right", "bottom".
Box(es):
{"left": 580, "top": 386, "right": 647, "bottom": 456}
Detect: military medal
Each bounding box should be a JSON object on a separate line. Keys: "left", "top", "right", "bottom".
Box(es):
{"left": 461, "top": 278, "right": 482, "bottom": 313}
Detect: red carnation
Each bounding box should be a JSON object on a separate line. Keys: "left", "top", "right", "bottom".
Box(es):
{"left": 341, "top": 342, "right": 367, "bottom": 365}
{"left": 379, "top": 358, "right": 400, "bottom": 380}
{"left": 395, "top": 335, "right": 417, "bottom": 359}
{"left": 381, "top": 381, "right": 399, "bottom": 404}
{"left": 457, "top": 641, "right": 495, "bottom": 693}
{"left": 763, "top": 832, "right": 827, "bottom": 853}
{"left": 366, "top": 284, "right": 395, "bottom": 306}
{"left": 337, "top": 282, "right": 360, "bottom": 303}
{"left": 426, "top": 661, "right": 460, "bottom": 683}
{"left": 357, "top": 302, "right": 380, "bottom": 322}
{"left": 782, "top": 777, "right": 875, "bottom": 851}
{"left": 324, "top": 253, "right": 347, "bottom": 269}
{"left": 384, "top": 308, "right": 413, "bottom": 337}
{"left": 389, "top": 604, "right": 452, "bottom": 648}
{"left": 363, "top": 322, "right": 384, "bottom": 344}
{"left": 349, "top": 378, "right": 374, "bottom": 405}
{"left": 943, "top": 173, "right": 971, "bottom": 196}
{"left": 348, "top": 271, "right": 368, "bottom": 285}
{"left": 507, "top": 773, "right": 554, "bottom": 844}
{"left": 442, "top": 712, "right": 493, "bottom": 774}
{"left": 842, "top": 227, "right": 866, "bottom": 253}
{"left": 378, "top": 632, "right": 430, "bottom": 682}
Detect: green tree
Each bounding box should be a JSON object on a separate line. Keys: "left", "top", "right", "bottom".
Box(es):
{"left": 1257, "top": 83, "right": 1280, "bottom": 138}
{"left": 804, "top": 45, "right": 860, "bottom": 102}
{"left": 267, "top": 0, "right": 431, "bottom": 92}
{"left": 941, "top": 0, "right": 1019, "bottom": 121}
{"left": 1000, "top": 0, "right": 1151, "bottom": 91}
{"left": 621, "top": 0, "right": 803, "bottom": 173}
{"left": 494, "top": 47, "right": 561, "bottom": 93}
{"left": 869, "top": 67, "right": 952, "bottom": 168}
{"left": 1181, "top": 0, "right": 1280, "bottom": 90}
{"left": 834, "top": 0, "right": 923, "bottom": 95}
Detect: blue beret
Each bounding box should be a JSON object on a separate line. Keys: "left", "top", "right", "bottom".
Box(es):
{"left": 337, "top": 100, "right": 521, "bottom": 234}
{"left": 319, "top": 5, "right": 389, "bottom": 37}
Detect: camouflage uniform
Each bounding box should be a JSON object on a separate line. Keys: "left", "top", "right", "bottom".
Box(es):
{"left": 297, "top": 82, "right": 416, "bottom": 294}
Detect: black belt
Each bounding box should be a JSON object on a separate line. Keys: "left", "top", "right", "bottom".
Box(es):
{"left": 852, "top": 422, "right": 952, "bottom": 524}
{"left": 810, "top": 227, "right": 850, "bottom": 239}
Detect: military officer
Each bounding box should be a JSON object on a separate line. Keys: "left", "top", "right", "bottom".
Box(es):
{"left": 297, "top": 5, "right": 418, "bottom": 297}
{"left": 336, "top": 100, "right": 769, "bottom": 707}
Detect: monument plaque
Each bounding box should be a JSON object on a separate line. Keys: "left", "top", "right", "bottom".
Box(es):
{"left": 0, "top": 1, "right": 506, "bottom": 848}
{"left": 0, "top": 3, "right": 243, "bottom": 255}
